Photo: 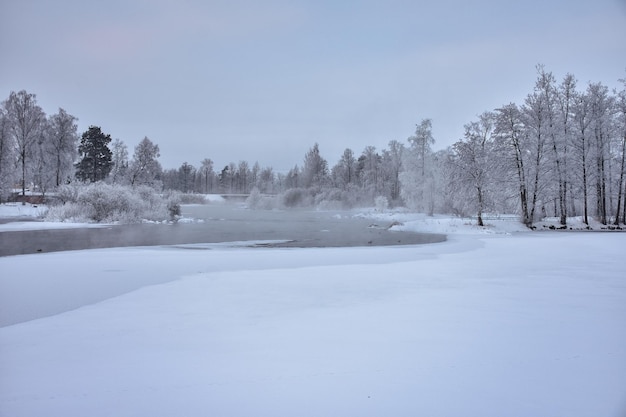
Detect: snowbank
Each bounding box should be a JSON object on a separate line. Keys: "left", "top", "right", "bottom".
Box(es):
{"left": 0, "top": 202, "right": 47, "bottom": 218}
{"left": 1, "top": 231, "right": 625, "bottom": 416}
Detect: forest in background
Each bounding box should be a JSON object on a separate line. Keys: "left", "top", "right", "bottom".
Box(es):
{"left": 1, "top": 66, "right": 625, "bottom": 227}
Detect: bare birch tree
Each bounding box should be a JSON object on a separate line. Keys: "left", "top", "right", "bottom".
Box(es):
{"left": 3, "top": 91, "right": 46, "bottom": 200}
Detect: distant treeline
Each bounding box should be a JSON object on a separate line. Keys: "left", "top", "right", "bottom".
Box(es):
{"left": 1, "top": 65, "right": 625, "bottom": 227}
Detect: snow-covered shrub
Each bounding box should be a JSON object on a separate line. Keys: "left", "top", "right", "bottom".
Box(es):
{"left": 55, "top": 183, "right": 80, "bottom": 205}
{"left": 245, "top": 187, "right": 276, "bottom": 210}
{"left": 246, "top": 187, "right": 263, "bottom": 209}
{"left": 314, "top": 188, "right": 347, "bottom": 210}
{"left": 77, "top": 183, "right": 137, "bottom": 222}
{"left": 280, "top": 188, "right": 314, "bottom": 208}
{"left": 374, "top": 196, "right": 389, "bottom": 211}
{"left": 45, "top": 183, "right": 178, "bottom": 223}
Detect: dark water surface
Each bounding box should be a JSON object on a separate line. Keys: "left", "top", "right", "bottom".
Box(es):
{"left": 0, "top": 204, "right": 445, "bottom": 257}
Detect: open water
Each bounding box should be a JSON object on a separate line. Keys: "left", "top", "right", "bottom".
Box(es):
{"left": 0, "top": 204, "right": 445, "bottom": 257}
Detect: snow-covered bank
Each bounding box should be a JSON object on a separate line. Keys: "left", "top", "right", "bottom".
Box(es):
{"left": 361, "top": 210, "right": 625, "bottom": 234}
{"left": 1, "top": 232, "right": 625, "bottom": 417}
{"left": 0, "top": 202, "right": 47, "bottom": 219}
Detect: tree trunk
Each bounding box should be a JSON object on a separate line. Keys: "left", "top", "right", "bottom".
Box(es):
{"left": 582, "top": 135, "right": 589, "bottom": 225}
{"left": 20, "top": 148, "right": 27, "bottom": 205}
{"left": 477, "top": 186, "right": 484, "bottom": 226}
{"left": 511, "top": 138, "right": 530, "bottom": 226}
{"left": 614, "top": 134, "right": 625, "bottom": 225}
{"left": 529, "top": 135, "right": 543, "bottom": 224}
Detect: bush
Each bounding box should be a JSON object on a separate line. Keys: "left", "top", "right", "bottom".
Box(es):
{"left": 280, "top": 188, "right": 314, "bottom": 208}
{"left": 374, "top": 196, "right": 389, "bottom": 211}
{"left": 45, "top": 183, "right": 180, "bottom": 223}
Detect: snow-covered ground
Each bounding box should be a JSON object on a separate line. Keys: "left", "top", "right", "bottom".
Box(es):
{"left": 0, "top": 203, "right": 108, "bottom": 231}
{"left": 1, "top": 207, "right": 625, "bottom": 416}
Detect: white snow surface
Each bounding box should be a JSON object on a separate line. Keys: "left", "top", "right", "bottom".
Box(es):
{"left": 0, "top": 203, "right": 105, "bottom": 231}
{"left": 1, "top": 210, "right": 625, "bottom": 416}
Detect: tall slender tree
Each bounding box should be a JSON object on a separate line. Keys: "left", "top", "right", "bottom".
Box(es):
{"left": 495, "top": 103, "right": 531, "bottom": 226}
{"left": 200, "top": 158, "right": 215, "bottom": 194}
{"left": 47, "top": 108, "right": 79, "bottom": 187}
{"left": 383, "top": 140, "right": 404, "bottom": 202}
{"left": 587, "top": 82, "right": 614, "bottom": 224}
{"left": 110, "top": 139, "right": 129, "bottom": 184}
{"left": 129, "top": 137, "right": 162, "bottom": 187}
{"left": 0, "top": 108, "right": 16, "bottom": 202}
{"left": 400, "top": 119, "right": 436, "bottom": 214}
{"left": 3, "top": 90, "right": 46, "bottom": 200}
{"left": 615, "top": 78, "right": 626, "bottom": 224}
{"left": 451, "top": 112, "right": 496, "bottom": 226}
{"left": 302, "top": 143, "right": 329, "bottom": 189}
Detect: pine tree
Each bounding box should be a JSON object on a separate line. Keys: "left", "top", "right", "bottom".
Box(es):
{"left": 75, "top": 126, "right": 113, "bottom": 182}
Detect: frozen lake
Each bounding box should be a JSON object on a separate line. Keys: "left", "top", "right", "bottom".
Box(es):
{"left": 0, "top": 204, "right": 445, "bottom": 256}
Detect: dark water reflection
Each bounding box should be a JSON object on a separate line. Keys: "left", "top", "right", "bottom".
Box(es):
{"left": 0, "top": 204, "right": 445, "bottom": 257}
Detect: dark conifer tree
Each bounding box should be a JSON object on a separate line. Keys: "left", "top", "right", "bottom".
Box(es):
{"left": 75, "top": 126, "right": 113, "bottom": 182}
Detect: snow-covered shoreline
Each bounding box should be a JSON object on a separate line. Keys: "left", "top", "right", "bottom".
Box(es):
{"left": 3, "top": 202, "right": 623, "bottom": 235}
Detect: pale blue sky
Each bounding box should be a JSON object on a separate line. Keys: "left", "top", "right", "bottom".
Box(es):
{"left": 2, "top": 0, "right": 625, "bottom": 171}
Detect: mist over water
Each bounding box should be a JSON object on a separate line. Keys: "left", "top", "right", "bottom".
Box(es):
{"left": 0, "top": 204, "right": 445, "bottom": 256}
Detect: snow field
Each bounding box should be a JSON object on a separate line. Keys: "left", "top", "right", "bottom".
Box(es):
{"left": 1, "top": 232, "right": 625, "bottom": 416}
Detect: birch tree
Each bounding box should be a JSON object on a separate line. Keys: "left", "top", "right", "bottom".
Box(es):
{"left": 587, "top": 82, "right": 614, "bottom": 224}
{"left": 556, "top": 74, "right": 577, "bottom": 223}
{"left": 129, "top": 137, "right": 162, "bottom": 187}
{"left": 615, "top": 78, "right": 626, "bottom": 224}
{"left": 382, "top": 140, "right": 404, "bottom": 202}
{"left": 200, "top": 158, "right": 215, "bottom": 193}
{"left": 301, "top": 143, "right": 329, "bottom": 189}
{"left": 110, "top": 139, "right": 129, "bottom": 184}
{"left": 3, "top": 90, "right": 46, "bottom": 199}
{"left": 47, "top": 108, "right": 79, "bottom": 187}
{"left": 331, "top": 148, "right": 357, "bottom": 190}
{"left": 400, "top": 118, "right": 435, "bottom": 214}
{"left": 450, "top": 112, "right": 496, "bottom": 226}
{"left": 0, "top": 108, "right": 16, "bottom": 202}
{"left": 495, "top": 103, "right": 531, "bottom": 226}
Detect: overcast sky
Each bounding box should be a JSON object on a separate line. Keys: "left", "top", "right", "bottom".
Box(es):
{"left": 2, "top": 0, "right": 625, "bottom": 171}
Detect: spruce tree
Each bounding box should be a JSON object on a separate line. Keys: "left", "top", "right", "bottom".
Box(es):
{"left": 75, "top": 126, "right": 113, "bottom": 182}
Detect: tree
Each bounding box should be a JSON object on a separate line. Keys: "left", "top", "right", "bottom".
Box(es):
{"left": 587, "top": 82, "right": 614, "bottom": 224}
{"left": 450, "top": 112, "right": 496, "bottom": 226}
{"left": 200, "top": 158, "right": 215, "bottom": 193}
{"left": 75, "top": 126, "right": 113, "bottom": 182}
{"left": 400, "top": 119, "right": 436, "bottom": 214}
{"left": 219, "top": 165, "right": 232, "bottom": 193}
{"left": 31, "top": 118, "right": 54, "bottom": 197}
{"left": 521, "top": 79, "right": 551, "bottom": 224}
{"left": 572, "top": 89, "right": 593, "bottom": 224}
{"left": 555, "top": 73, "right": 577, "bottom": 224}
{"left": 3, "top": 90, "right": 46, "bottom": 199}
{"left": 258, "top": 166, "right": 275, "bottom": 194}
{"left": 236, "top": 160, "right": 250, "bottom": 193}
{"left": 129, "top": 137, "right": 162, "bottom": 187}
{"left": 495, "top": 103, "right": 532, "bottom": 226}
{"left": 382, "top": 140, "right": 404, "bottom": 202}
{"left": 179, "top": 162, "right": 196, "bottom": 193}
{"left": 285, "top": 165, "right": 300, "bottom": 189}
{"left": 110, "top": 139, "right": 129, "bottom": 184}
{"left": 0, "top": 108, "right": 16, "bottom": 203}
{"left": 301, "top": 143, "right": 329, "bottom": 189}
{"left": 357, "top": 146, "right": 382, "bottom": 200}
{"left": 615, "top": 77, "right": 626, "bottom": 224}
{"left": 331, "top": 148, "right": 356, "bottom": 190}
{"left": 47, "top": 108, "right": 79, "bottom": 187}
